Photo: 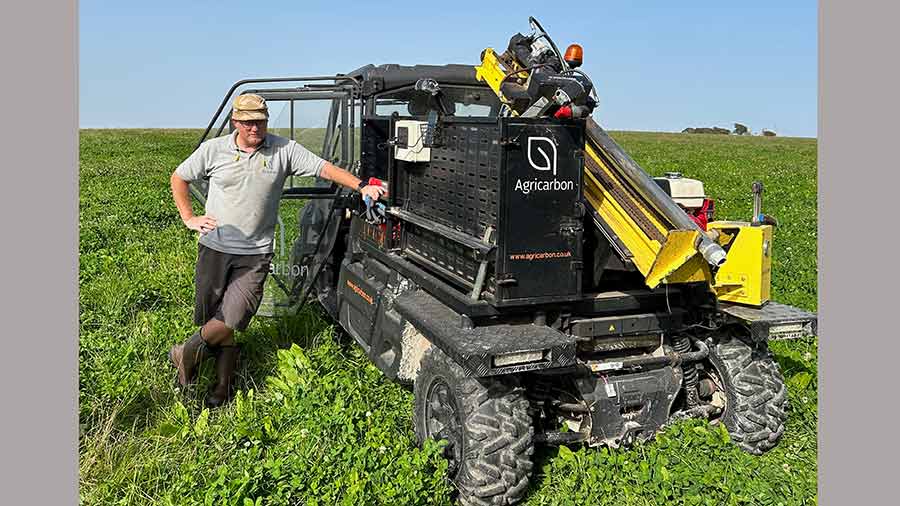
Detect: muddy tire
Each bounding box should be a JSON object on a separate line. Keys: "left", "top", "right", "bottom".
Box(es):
{"left": 708, "top": 334, "right": 788, "bottom": 455}
{"left": 413, "top": 346, "right": 534, "bottom": 506}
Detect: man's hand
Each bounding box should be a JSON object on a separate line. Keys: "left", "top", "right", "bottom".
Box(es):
{"left": 320, "top": 163, "right": 390, "bottom": 202}
{"left": 184, "top": 215, "right": 218, "bottom": 234}
{"left": 360, "top": 184, "right": 387, "bottom": 202}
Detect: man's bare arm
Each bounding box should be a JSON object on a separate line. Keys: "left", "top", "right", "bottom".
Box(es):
{"left": 319, "top": 162, "right": 387, "bottom": 201}
{"left": 170, "top": 172, "right": 217, "bottom": 234}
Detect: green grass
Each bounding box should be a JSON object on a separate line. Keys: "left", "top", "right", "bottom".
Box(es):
{"left": 79, "top": 129, "right": 817, "bottom": 505}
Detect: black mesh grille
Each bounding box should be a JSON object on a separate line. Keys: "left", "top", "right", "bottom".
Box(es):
{"left": 406, "top": 122, "right": 501, "bottom": 237}
{"left": 402, "top": 121, "right": 501, "bottom": 288}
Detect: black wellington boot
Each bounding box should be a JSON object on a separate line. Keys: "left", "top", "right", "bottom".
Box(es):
{"left": 168, "top": 331, "right": 211, "bottom": 387}
{"left": 206, "top": 346, "right": 239, "bottom": 409}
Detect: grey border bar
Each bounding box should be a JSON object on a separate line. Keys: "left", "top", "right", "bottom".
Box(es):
{"left": 820, "top": 1, "right": 900, "bottom": 504}
{"left": 0, "top": 0, "right": 79, "bottom": 503}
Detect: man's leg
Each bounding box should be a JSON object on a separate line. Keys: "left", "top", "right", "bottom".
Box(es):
{"left": 200, "top": 318, "right": 235, "bottom": 346}
{"left": 205, "top": 252, "right": 272, "bottom": 408}
{"left": 198, "top": 317, "right": 238, "bottom": 408}
{"left": 170, "top": 311, "right": 236, "bottom": 390}
{"left": 170, "top": 244, "right": 227, "bottom": 387}
{"left": 168, "top": 330, "right": 208, "bottom": 387}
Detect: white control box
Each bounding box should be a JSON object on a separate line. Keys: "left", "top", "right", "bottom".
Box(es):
{"left": 394, "top": 120, "right": 431, "bottom": 163}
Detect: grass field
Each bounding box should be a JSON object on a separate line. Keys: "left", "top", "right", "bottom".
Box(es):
{"left": 79, "top": 128, "right": 818, "bottom": 505}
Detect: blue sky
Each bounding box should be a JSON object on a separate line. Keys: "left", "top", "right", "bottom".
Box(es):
{"left": 80, "top": 0, "right": 817, "bottom": 137}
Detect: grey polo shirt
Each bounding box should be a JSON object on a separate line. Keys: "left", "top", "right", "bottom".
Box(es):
{"left": 175, "top": 131, "right": 326, "bottom": 255}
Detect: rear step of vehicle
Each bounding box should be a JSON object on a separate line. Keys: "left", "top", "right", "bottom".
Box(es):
{"left": 719, "top": 301, "right": 817, "bottom": 341}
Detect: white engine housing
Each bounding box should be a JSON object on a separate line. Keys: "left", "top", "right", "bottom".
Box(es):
{"left": 653, "top": 172, "right": 705, "bottom": 209}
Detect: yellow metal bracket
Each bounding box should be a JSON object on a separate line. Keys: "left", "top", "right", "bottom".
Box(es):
{"left": 645, "top": 230, "right": 702, "bottom": 288}
{"left": 709, "top": 222, "right": 772, "bottom": 306}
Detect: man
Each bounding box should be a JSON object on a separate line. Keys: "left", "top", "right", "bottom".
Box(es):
{"left": 169, "top": 93, "right": 385, "bottom": 408}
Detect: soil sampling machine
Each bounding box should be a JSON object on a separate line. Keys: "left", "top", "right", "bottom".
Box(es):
{"left": 192, "top": 17, "right": 817, "bottom": 505}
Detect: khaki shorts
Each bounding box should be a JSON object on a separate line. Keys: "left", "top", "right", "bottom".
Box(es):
{"left": 194, "top": 244, "right": 273, "bottom": 331}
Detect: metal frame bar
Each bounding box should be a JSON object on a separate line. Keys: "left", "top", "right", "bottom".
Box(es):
{"left": 387, "top": 208, "right": 493, "bottom": 254}
{"left": 340, "top": 95, "right": 349, "bottom": 165}
{"left": 322, "top": 99, "right": 339, "bottom": 161}
{"left": 289, "top": 99, "right": 295, "bottom": 187}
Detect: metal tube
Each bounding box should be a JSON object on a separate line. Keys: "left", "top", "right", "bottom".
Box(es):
{"left": 322, "top": 99, "right": 340, "bottom": 161}
{"left": 290, "top": 99, "right": 295, "bottom": 188}
{"left": 193, "top": 76, "right": 360, "bottom": 205}
{"left": 340, "top": 96, "right": 348, "bottom": 165}
{"left": 350, "top": 98, "right": 357, "bottom": 167}
{"left": 626, "top": 339, "right": 708, "bottom": 368}
{"left": 555, "top": 402, "right": 589, "bottom": 413}
{"left": 752, "top": 181, "right": 764, "bottom": 224}
{"left": 280, "top": 194, "right": 346, "bottom": 200}
{"left": 281, "top": 186, "right": 341, "bottom": 198}
{"left": 586, "top": 119, "right": 727, "bottom": 267}
{"left": 470, "top": 226, "right": 494, "bottom": 300}
{"left": 534, "top": 431, "right": 588, "bottom": 445}
{"left": 669, "top": 403, "right": 721, "bottom": 422}
{"left": 247, "top": 91, "right": 351, "bottom": 101}
{"left": 586, "top": 340, "right": 709, "bottom": 371}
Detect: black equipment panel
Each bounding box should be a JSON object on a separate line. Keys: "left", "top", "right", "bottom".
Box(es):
{"left": 496, "top": 120, "right": 584, "bottom": 303}
{"left": 370, "top": 115, "right": 585, "bottom": 309}
{"left": 360, "top": 117, "right": 391, "bottom": 182}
